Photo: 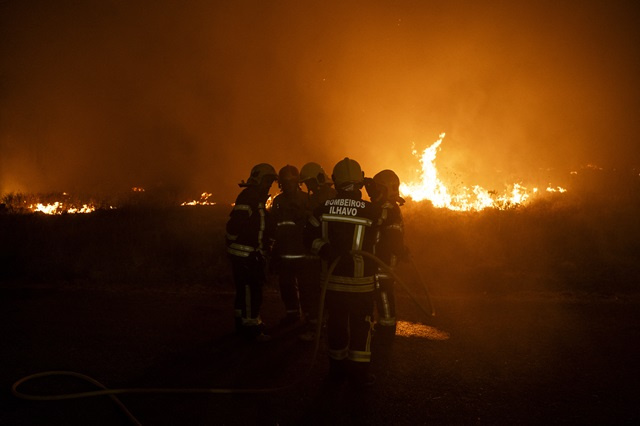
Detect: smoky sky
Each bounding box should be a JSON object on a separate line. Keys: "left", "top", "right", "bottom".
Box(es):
{"left": 1, "top": 0, "right": 639, "bottom": 202}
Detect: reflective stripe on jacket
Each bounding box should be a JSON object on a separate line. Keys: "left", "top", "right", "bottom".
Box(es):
{"left": 226, "top": 186, "right": 273, "bottom": 257}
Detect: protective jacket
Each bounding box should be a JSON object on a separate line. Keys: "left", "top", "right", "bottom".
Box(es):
{"left": 306, "top": 191, "right": 381, "bottom": 292}
{"left": 226, "top": 185, "right": 274, "bottom": 258}
{"left": 271, "top": 189, "right": 311, "bottom": 259}
{"left": 374, "top": 201, "right": 405, "bottom": 272}
{"left": 373, "top": 200, "right": 404, "bottom": 328}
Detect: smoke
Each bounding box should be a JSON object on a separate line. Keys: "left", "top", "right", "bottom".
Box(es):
{"left": 2, "top": 0, "right": 639, "bottom": 202}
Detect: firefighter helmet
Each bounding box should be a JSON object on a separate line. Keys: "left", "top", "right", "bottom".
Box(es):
{"left": 373, "top": 169, "right": 402, "bottom": 203}
{"left": 299, "top": 162, "right": 330, "bottom": 185}
{"left": 332, "top": 157, "right": 364, "bottom": 189}
{"left": 278, "top": 165, "right": 300, "bottom": 183}
{"left": 241, "top": 163, "right": 278, "bottom": 187}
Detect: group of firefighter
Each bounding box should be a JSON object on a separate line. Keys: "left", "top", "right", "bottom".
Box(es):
{"left": 225, "top": 158, "right": 407, "bottom": 387}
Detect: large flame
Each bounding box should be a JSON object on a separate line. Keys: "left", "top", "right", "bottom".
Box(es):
{"left": 399, "top": 133, "right": 566, "bottom": 211}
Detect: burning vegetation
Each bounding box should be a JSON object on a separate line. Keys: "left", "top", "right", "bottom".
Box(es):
{"left": 1, "top": 131, "right": 638, "bottom": 295}
{"left": 0, "top": 188, "right": 219, "bottom": 214}
{"left": 1, "top": 163, "right": 638, "bottom": 297}
{"left": 181, "top": 192, "right": 216, "bottom": 206}
{"left": 400, "top": 133, "right": 567, "bottom": 211}
{"left": 2, "top": 134, "right": 573, "bottom": 215}
{"left": 0, "top": 192, "right": 109, "bottom": 215}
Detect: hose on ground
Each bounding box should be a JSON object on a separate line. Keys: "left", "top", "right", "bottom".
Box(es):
{"left": 11, "top": 251, "right": 435, "bottom": 424}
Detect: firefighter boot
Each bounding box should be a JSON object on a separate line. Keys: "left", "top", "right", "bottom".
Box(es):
{"left": 372, "top": 324, "right": 396, "bottom": 371}
{"left": 327, "top": 358, "right": 348, "bottom": 384}
{"left": 234, "top": 311, "right": 243, "bottom": 334}
{"left": 349, "top": 361, "right": 376, "bottom": 388}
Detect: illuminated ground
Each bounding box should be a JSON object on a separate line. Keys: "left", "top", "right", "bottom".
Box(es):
{"left": 1, "top": 284, "right": 639, "bottom": 425}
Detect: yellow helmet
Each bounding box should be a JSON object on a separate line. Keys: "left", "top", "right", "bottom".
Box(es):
{"left": 299, "top": 162, "right": 330, "bottom": 185}
{"left": 332, "top": 157, "right": 364, "bottom": 189}
{"left": 240, "top": 163, "right": 278, "bottom": 187}
{"left": 373, "top": 169, "right": 402, "bottom": 202}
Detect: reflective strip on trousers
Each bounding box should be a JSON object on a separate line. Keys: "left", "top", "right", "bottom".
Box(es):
{"left": 280, "top": 254, "right": 306, "bottom": 259}
{"left": 227, "top": 248, "right": 250, "bottom": 257}
{"left": 277, "top": 221, "right": 297, "bottom": 227}
{"left": 227, "top": 243, "right": 256, "bottom": 257}
{"left": 328, "top": 346, "right": 349, "bottom": 361}
{"left": 378, "top": 316, "right": 397, "bottom": 326}
{"left": 349, "top": 350, "right": 372, "bottom": 363}
{"left": 348, "top": 316, "right": 373, "bottom": 362}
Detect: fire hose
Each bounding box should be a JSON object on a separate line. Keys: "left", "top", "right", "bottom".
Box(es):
{"left": 11, "top": 251, "right": 434, "bottom": 425}
{"left": 353, "top": 249, "right": 436, "bottom": 318}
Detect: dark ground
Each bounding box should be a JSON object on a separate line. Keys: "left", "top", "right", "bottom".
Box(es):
{"left": 2, "top": 190, "right": 640, "bottom": 425}
{"left": 1, "top": 283, "right": 639, "bottom": 425}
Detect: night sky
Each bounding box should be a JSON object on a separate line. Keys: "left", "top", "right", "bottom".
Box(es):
{"left": 2, "top": 0, "right": 639, "bottom": 203}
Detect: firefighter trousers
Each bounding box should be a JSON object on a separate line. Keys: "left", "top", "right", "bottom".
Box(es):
{"left": 375, "top": 277, "right": 397, "bottom": 330}
{"left": 230, "top": 254, "right": 266, "bottom": 332}
{"left": 325, "top": 290, "right": 374, "bottom": 363}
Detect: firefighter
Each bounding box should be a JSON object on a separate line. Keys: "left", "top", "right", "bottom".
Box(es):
{"left": 298, "top": 162, "right": 337, "bottom": 341}
{"left": 271, "top": 165, "right": 312, "bottom": 326}
{"left": 305, "top": 157, "right": 381, "bottom": 386}
{"left": 365, "top": 169, "right": 407, "bottom": 369}
{"left": 299, "top": 162, "right": 337, "bottom": 211}
{"left": 226, "top": 163, "right": 278, "bottom": 342}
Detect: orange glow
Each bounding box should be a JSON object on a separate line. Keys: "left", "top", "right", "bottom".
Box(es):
{"left": 399, "top": 133, "right": 566, "bottom": 211}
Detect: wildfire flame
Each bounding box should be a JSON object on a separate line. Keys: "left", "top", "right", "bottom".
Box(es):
{"left": 181, "top": 192, "right": 216, "bottom": 206}
{"left": 28, "top": 201, "right": 97, "bottom": 215}
{"left": 399, "top": 133, "right": 566, "bottom": 211}
{"left": 265, "top": 195, "right": 274, "bottom": 210}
